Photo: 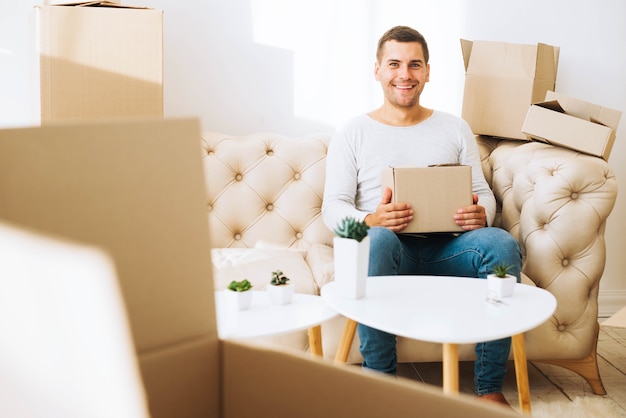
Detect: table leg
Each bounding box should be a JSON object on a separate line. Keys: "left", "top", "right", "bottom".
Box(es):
{"left": 308, "top": 325, "right": 323, "bottom": 357}
{"left": 512, "top": 333, "right": 531, "bottom": 414}
{"left": 442, "top": 343, "right": 459, "bottom": 394}
{"left": 334, "top": 318, "right": 358, "bottom": 364}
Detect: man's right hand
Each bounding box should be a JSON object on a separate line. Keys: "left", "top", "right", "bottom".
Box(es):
{"left": 364, "top": 187, "right": 413, "bottom": 232}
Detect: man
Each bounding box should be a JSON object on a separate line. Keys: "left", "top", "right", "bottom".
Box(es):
{"left": 322, "top": 25, "right": 522, "bottom": 406}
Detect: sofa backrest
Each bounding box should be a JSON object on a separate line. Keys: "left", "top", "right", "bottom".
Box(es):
{"left": 202, "top": 132, "right": 335, "bottom": 251}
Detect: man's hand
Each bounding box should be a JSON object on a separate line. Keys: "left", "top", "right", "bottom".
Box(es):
{"left": 454, "top": 194, "right": 487, "bottom": 231}
{"left": 364, "top": 187, "right": 413, "bottom": 232}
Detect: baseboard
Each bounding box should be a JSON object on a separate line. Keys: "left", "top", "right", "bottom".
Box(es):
{"left": 598, "top": 290, "right": 626, "bottom": 318}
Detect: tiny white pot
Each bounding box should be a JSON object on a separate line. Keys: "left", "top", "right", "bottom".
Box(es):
{"left": 487, "top": 274, "right": 516, "bottom": 298}
{"left": 333, "top": 235, "right": 370, "bottom": 299}
{"left": 267, "top": 283, "right": 295, "bottom": 305}
{"left": 224, "top": 289, "right": 253, "bottom": 311}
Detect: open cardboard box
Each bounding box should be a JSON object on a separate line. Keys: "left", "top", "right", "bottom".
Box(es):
{"left": 381, "top": 165, "right": 473, "bottom": 233}
{"left": 603, "top": 306, "right": 626, "bottom": 329}
{"left": 461, "top": 39, "right": 559, "bottom": 140}
{"left": 35, "top": 3, "right": 162, "bottom": 123}
{"left": 522, "top": 91, "right": 622, "bottom": 160}
{"left": 0, "top": 119, "right": 516, "bottom": 417}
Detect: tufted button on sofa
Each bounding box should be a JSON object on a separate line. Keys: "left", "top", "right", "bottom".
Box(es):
{"left": 203, "top": 132, "right": 617, "bottom": 395}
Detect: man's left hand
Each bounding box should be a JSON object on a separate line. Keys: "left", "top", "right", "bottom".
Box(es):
{"left": 454, "top": 194, "right": 487, "bottom": 231}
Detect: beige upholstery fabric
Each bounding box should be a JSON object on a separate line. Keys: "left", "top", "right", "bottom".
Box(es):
{"left": 476, "top": 137, "right": 617, "bottom": 360}
{"left": 203, "top": 132, "right": 617, "bottom": 393}
{"left": 201, "top": 132, "right": 334, "bottom": 252}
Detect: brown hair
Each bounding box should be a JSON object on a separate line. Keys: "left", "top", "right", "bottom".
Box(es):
{"left": 376, "top": 26, "right": 429, "bottom": 64}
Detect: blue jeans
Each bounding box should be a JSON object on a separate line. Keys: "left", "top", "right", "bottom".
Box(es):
{"left": 359, "top": 226, "right": 522, "bottom": 396}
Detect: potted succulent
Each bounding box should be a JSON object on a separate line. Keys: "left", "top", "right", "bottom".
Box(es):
{"left": 224, "top": 279, "right": 254, "bottom": 310}
{"left": 333, "top": 217, "right": 370, "bottom": 299}
{"left": 487, "top": 264, "right": 516, "bottom": 299}
{"left": 267, "top": 269, "right": 295, "bottom": 305}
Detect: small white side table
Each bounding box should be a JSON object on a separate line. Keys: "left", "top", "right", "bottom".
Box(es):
{"left": 215, "top": 290, "right": 338, "bottom": 357}
{"left": 321, "top": 276, "right": 556, "bottom": 414}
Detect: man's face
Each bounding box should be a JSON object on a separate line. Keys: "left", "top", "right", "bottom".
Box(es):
{"left": 374, "top": 40, "right": 430, "bottom": 109}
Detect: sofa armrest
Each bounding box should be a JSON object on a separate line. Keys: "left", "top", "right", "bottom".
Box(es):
{"left": 477, "top": 137, "right": 618, "bottom": 358}
{"left": 305, "top": 243, "right": 335, "bottom": 293}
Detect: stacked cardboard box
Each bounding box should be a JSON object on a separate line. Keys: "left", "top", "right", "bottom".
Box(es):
{"left": 36, "top": 2, "right": 163, "bottom": 123}
{"left": 461, "top": 39, "right": 559, "bottom": 140}
{"left": 522, "top": 91, "right": 621, "bottom": 160}
{"left": 461, "top": 39, "right": 621, "bottom": 160}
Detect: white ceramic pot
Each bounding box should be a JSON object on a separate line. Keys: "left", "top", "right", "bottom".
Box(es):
{"left": 333, "top": 235, "right": 370, "bottom": 299}
{"left": 486, "top": 274, "right": 516, "bottom": 298}
{"left": 267, "top": 283, "right": 295, "bottom": 305}
{"left": 224, "top": 289, "right": 253, "bottom": 310}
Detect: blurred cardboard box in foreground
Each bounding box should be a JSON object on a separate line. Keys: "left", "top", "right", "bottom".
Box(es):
{"left": 0, "top": 119, "right": 517, "bottom": 418}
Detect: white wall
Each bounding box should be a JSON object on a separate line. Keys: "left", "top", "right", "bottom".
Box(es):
{"left": 2, "top": 0, "right": 625, "bottom": 314}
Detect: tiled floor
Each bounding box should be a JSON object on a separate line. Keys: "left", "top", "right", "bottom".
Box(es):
{"left": 396, "top": 325, "right": 626, "bottom": 415}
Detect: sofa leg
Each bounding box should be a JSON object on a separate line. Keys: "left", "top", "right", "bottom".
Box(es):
{"left": 534, "top": 322, "right": 606, "bottom": 395}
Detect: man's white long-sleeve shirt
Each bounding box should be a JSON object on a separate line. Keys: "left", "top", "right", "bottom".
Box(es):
{"left": 322, "top": 111, "right": 496, "bottom": 231}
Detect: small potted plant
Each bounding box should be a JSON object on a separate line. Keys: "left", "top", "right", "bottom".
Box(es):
{"left": 333, "top": 217, "right": 370, "bottom": 299}
{"left": 267, "top": 269, "right": 295, "bottom": 305}
{"left": 487, "top": 264, "right": 516, "bottom": 299}
{"left": 224, "top": 279, "right": 254, "bottom": 310}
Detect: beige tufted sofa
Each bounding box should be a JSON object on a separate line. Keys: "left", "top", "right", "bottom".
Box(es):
{"left": 202, "top": 131, "right": 617, "bottom": 395}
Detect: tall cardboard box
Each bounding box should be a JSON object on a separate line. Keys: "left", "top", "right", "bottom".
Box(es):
{"left": 0, "top": 119, "right": 218, "bottom": 417}
{"left": 36, "top": 3, "right": 163, "bottom": 123}
{"left": 381, "top": 165, "right": 473, "bottom": 233}
{"left": 522, "top": 91, "right": 622, "bottom": 160}
{"left": 461, "top": 39, "right": 559, "bottom": 140}
{"left": 0, "top": 120, "right": 517, "bottom": 418}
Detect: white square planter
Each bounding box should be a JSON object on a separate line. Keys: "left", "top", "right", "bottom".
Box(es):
{"left": 487, "top": 274, "right": 516, "bottom": 298}
{"left": 267, "top": 283, "right": 295, "bottom": 305}
{"left": 333, "top": 235, "right": 370, "bottom": 299}
{"left": 224, "top": 289, "right": 253, "bottom": 311}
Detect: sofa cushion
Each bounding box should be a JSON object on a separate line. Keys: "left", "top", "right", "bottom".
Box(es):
{"left": 305, "top": 243, "right": 335, "bottom": 292}
{"left": 211, "top": 248, "right": 317, "bottom": 295}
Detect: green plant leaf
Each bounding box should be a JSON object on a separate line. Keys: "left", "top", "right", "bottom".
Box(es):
{"left": 333, "top": 217, "right": 370, "bottom": 242}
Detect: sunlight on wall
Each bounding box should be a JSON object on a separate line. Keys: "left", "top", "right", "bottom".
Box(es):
{"left": 250, "top": 0, "right": 465, "bottom": 126}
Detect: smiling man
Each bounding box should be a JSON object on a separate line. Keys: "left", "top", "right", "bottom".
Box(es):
{"left": 322, "top": 26, "right": 522, "bottom": 407}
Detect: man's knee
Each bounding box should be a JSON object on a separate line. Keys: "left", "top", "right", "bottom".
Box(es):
{"left": 368, "top": 226, "right": 397, "bottom": 246}
{"left": 476, "top": 227, "right": 520, "bottom": 252}
{"left": 480, "top": 228, "right": 522, "bottom": 276}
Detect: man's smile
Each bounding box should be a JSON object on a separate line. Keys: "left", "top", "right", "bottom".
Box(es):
{"left": 394, "top": 83, "right": 415, "bottom": 90}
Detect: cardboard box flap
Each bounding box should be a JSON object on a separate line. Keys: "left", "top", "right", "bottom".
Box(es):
{"left": 51, "top": 2, "right": 148, "bottom": 9}
{"left": 461, "top": 39, "right": 558, "bottom": 81}
{"left": 223, "top": 339, "right": 519, "bottom": 418}
{"left": 537, "top": 42, "right": 560, "bottom": 81}
{"left": 535, "top": 100, "right": 565, "bottom": 113}
{"left": 545, "top": 91, "right": 622, "bottom": 131}
{"left": 460, "top": 39, "right": 473, "bottom": 72}
{"left": 428, "top": 163, "right": 463, "bottom": 167}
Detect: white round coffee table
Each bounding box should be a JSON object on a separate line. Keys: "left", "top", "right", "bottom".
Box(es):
{"left": 215, "top": 290, "right": 338, "bottom": 357}
{"left": 321, "top": 275, "right": 556, "bottom": 414}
